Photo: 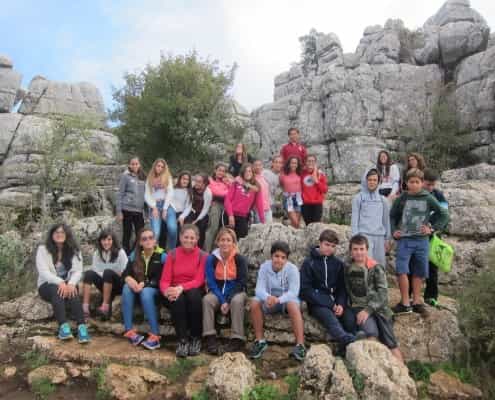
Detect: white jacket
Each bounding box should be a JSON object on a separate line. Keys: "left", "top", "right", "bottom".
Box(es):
{"left": 36, "top": 245, "right": 82, "bottom": 288}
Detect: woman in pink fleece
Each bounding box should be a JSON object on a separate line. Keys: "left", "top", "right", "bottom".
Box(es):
{"left": 204, "top": 163, "right": 233, "bottom": 252}
{"left": 224, "top": 163, "right": 265, "bottom": 239}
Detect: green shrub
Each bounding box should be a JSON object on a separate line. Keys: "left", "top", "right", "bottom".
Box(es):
{"left": 161, "top": 358, "right": 202, "bottom": 383}
{"left": 31, "top": 378, "right": 56, "bottom": 400}
{"left": 22, "top": 350, "right": 49, "bottom": 370}
{"left": 92, "top": 364, "right": 112, "bottom": 400}
{"left": 242, "top": 383, "right": 282, "bottom": 400}
{"left": 192, "top": 388, "right": 209, "bottom": 400}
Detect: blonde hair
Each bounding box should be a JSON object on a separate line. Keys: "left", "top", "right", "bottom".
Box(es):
{"left": 215, "top": 227, "right": 238, "bottom": 245}
{"left": 147, "top": 158, "right": 171, "bottom": 189}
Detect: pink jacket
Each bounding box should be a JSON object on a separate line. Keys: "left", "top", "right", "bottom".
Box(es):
{"left": 208, "top": 177, "right": 230, "bottom": 199}
{"left": 224, "top": 179, "right": 265, "bottom": 222}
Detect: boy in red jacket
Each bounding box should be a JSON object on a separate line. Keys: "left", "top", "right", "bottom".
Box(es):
{"left": 280, "top": 127, "right": 307, "bottom": 164}
{"left": 301, "top": 155, "right": 328, "bottom": 225}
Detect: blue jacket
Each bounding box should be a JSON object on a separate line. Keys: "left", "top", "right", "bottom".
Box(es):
{"left": 205, "top": 250, "right": 247, "bottom": 305}
{"left": 300, "top": 246, "right": 347, "bottom": 309}
{"left": 255, "top": 260, "right": 300, "bottom": 304}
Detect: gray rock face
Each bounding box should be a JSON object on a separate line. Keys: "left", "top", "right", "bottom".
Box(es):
{"left": 0, "top": 60, "right": 22, "bottom": 112}
{"left": 355, "top": 19, "right": 404, "bottom": 65}
{"left": 0, "top": 113, "right": 22, "bottom": 162}
{"left": 489, "top": 33, "right": 495, "bottom": 48}
{"left": 18, "top": 76, "right": 106, "bottom": 121}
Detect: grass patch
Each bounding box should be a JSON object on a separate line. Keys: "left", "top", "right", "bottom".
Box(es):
{"left": 22, "top": 350, "right": 49, "bottom": 370}
{"left": 344, "top": 363, "right": 365, "bottom": 394}
{"left": 31, "top": 378, "right": 56, "bottom": 400}
{"left": 284, "top": 374, "right": 300, "bottom": 400}
{"left": 242, "top": 383, "right": 282, "bottom": 400}
{"left": 160, "top": 358, "right": 205, "bottom": 383}
{"left": 192, "top": 388, "right": 210, "bottom": 400}
{"left": 92, "top": 364, "right": 112, "bottom": 400}
{"left": 407, "top": 360, "right": 474, "bottom": 384}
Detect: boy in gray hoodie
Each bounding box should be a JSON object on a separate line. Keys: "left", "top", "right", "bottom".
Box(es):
{"left": 351, "top": 168, "right": 391, "bottom": 267}
{"left": 249, "top": 241, "right": 305, "bottom": 361}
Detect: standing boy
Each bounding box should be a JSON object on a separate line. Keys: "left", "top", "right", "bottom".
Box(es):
{"left": 351, "top": 168, "right": 391, "bottom": 267}
{"left": 280, "top": 127, "right": 307, "bottom": 164}
{"left": 301, "top": 155, "right": 328, "bottom": 225}
{"left": 390, "top": 168, "right": 448, "bottom": 315}
{"left": 249, "top": 241, "right": 306, "bottom": 361}
{"left": 344, "top": 234, "right": 404, "bottom": 363}
{"left": 300, "top": 230, "right": 356, "bottom": 347}
{"left": 422, "top": 169, "right": 449, "bottom": 306}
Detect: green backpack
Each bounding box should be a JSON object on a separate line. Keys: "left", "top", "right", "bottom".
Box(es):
{"left": 429, "top": 234, "right": 454, "bottom": 273}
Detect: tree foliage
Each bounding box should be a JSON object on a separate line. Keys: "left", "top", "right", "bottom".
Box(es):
{"left": 111, "top": 52, "right": 239, "bottom": 170}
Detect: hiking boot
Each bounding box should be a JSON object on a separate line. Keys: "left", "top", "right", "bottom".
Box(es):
{"left": 205, "top": 335, "right": 219, "bottom": 355}
{"left": 249, "top": 340, "right": 268, "bottom": 359}
{"left": 392, "top": 302, "right": 413, "bottom": 315}
{"left": 412, "top": 303, "right": 429, "bottom": 316}
{"left": 290, "top": 344, "right": 306, "bottom": 362}
{"left": 58, "top": 322, "right": 73, "bottom": 340}
{"left": 425, "top": 298, "right": 439, "bottom": 307}
{"left": 176, "top": 339, "right": 189, "bottom": 358}
{"left": 142, "top": 334, "right": 161, "bottom": 350}
{"left": 188, "top": 337, "right": 202, "bottom": 356}
{"left": 77, "top": 324, "right": 91, "bottom": 344}
{"left": 224, "top": 338, "right": 245, "bottom": 353}
{"left": 124, "top": 329, "right": 145, "bottom": 346}
{"left": 355, "top": 330, "right": 368, "bottom": 341}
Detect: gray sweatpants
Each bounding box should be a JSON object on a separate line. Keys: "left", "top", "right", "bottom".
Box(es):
{"left": 365, "top": 234, "right": 386, "bottom": 267}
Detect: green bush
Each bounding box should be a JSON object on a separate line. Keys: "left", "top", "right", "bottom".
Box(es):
{"left": 0, "top": 232, "right": 33, "bottom": 301}
{"left": 22, "top": 349, "right": 49, "bottom": 370}
{"left": 31, "top": 378, "right": 56, "bottom": 400}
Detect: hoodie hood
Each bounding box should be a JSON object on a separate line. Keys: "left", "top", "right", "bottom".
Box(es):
{"left": 360, "top": 168, "right": 380, "bottom": 200}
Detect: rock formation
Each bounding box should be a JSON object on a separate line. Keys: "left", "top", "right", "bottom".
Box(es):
{"left": 247, "top": 0, "right": 493, "bottom": 182}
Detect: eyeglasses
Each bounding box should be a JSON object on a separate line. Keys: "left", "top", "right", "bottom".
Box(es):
{"left": 141, "top": 236, "right": 154, "bottom": 241}
{"left": 54, "top": 230, "right": 66, "bottom": 235}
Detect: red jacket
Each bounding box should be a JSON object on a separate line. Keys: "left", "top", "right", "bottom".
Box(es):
{"left": 280, "top": 142, "right": 307, "bottom": 164}
{"left": 159, "top": 246, "right": 206, "bottom": 293}
{"left": 301, "top": 169, "right": 328, "bottom": 204}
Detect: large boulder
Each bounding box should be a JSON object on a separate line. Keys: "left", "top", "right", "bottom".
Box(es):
{"left": 27, "top": 365, "right": 68, "bottom": 386}
{"left": 206, "top": 352, "right": 256, "bottom": 400}
{"left": 0, "top": 55, "right": 22, "bottom": 113}
{"left": 0, "top": 292, "right": 53, "bottom": 323}
{"left": 18, "top": 76, "right": 106, "bottom": 121}
{"left": 427, "top": 370, "right": 483, "bottom": 399}
{"left": 346, "top": 340, "right": 417, "bottom": 400}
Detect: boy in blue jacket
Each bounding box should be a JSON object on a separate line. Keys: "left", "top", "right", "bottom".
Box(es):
{"left": 300, "top": 229, "right": 357, "bottom": 347}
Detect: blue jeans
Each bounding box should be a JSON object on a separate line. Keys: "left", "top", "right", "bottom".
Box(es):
{"left": 149, "top": 201, "right": 165, "bottom": 240}
{"left": 395, "top": 237, "right": 429, "bottom": 278}
{"left": 166, "top": 206, "right": 178, "bottom": 249}
{"left": 121, "top": 284, "right": 160, "bottom": 335}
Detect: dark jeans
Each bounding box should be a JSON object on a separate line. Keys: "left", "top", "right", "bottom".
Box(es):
{"left": 38, "top": 282, "right": 85, "bottom": 325}
{"left": 309, "top": 305, "right": 355, "bottom": 345}
{"left": 302, "top": 204, "right": 323, "bottom": 225}
{"left": 122, "top": 210, "right": 144, "bottom": 254}
{"left": 222, "top": 214, "right": 249, "bottom": 239}
{"left": 163, "top": 288, "right": 203, "bottom": 340}
{"left": 83, "top": 269, "right": 123, "bottom": 298}
{"left": 424, "top": 262, "right": 438, "bottom": 300}
{"left": 186, "top": 213, "right": 208, "bottom": 249}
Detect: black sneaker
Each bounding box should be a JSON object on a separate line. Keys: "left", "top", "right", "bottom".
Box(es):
{"left": 249, "top": 340, "right": 268, "bottom": 359}
{"left": 392, "top": 302, "right": 413, "bottom": 314}
{"left": 412, "top": 303, "right": 429, "bottom": 316}
{"left": 176, "top": 339, "right": 189, "bottom": 358}
{"left": 188, "top": 337, "right": 202, "bottom": 356}
{"left": 290, "top": 344, "right": 306, "bottom": 362}
{"left": 224, "top": 338, "right": 245, "bottom": 353}
{"left": 206, "top": 335, "right": 219, "bottom": 355}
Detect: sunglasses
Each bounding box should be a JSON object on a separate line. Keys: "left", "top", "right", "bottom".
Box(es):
{"left": 141, "top": 235, "right": 154, "bottom": 241}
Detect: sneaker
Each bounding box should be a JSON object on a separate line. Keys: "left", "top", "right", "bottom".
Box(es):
{"left": 224, "top": 338, "right": 245, "bottom": 353}
{"left": 425, "top": 298, "right": 439, "bottom": 307}
{"left": 124, "top": 329, "right": 145, "bottom": 346}
{"left": 412, "top": 303, "right": 429, "bottom": 316}
{"left": 58, "top": 322, "right": 73, "bottom": 340}
{"left": 77, "top": 324, "right": 91, "bottom": 344}
{"left": 392, "top": 302, "right": 413, "bottom": 314}
{"left": 176, "top": 339, "right": 189, "bottom": 358}
{"left": 188, "top": 337, "right": 202, "bottom": 356}
{"left": 205, "top": 335, "right": 219, "bottom": 355}
{"left": 355, "top": 330, "right": 368, "bottom": 341}
{"left": 142, "top": 334, "right": 161, "bottom": 350}
{"left": 290, "top": 344, "right": 306, "bottom": 362}
{"left": 249, "top": 340, "right": 268, "bottom": 359}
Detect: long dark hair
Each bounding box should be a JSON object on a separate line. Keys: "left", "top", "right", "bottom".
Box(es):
{"left": 283, "top": 156, "right": 302, "bottom": 175}
{"left": 127, "top": 156, "right": 146, "bottom": 181}
{"left": 45, "top": 223, "right": 80, "bottom": 270}
{"left": 96, "top": 229, "right": 121, "bottom": 263}
{"left": 239, "top": 163, "right": 259, "bottom": 190}
{"left": 376, "top": 150, "right": 392, "bottom": 177}
{"left": 132, "top": 228, "right": 155, "bottom": 282}
{"left": 175, "top": 171, "right": 193, "bottom": 202}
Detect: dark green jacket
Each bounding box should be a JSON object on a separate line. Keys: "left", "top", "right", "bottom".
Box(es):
{"left": 344, "top": 259, "right": 393, "bottom": 320}
{"left": 390, "top": 189, "right": 449, "bottom": 237}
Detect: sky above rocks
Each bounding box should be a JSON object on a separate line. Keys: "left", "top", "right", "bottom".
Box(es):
{"left": 2, "top": 0, "right": 494, "bottom": 112}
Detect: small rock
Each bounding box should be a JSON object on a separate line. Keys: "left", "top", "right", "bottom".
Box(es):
{"left": 428, "top": 370, "right": 483, "bottom": 399}
{"left": 206, "top": 352, "right": 256, "bottom": 400}
{"left": 28, "top": 365, "right": 68, "bottom": 385}
{"left": 3, "top": 366, "right": 17, "bottom": 378}
{"left": 65, "top": 362, "right": 81, "bottom": 378}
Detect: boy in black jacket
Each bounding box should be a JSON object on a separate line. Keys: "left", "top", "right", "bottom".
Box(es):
{"left": 300, "top": 229, "right": 356, "bottom": 346}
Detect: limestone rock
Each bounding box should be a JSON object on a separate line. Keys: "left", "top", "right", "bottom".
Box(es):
{"left": 0, "top": 292, "right": 53, "bottom": 323}
{"left": 3, "top": 366, "right": 17, "bottom": 379}
{"left": 489, "top": 33, "right": 495, "bottom": 48}
{"left": 428, "top": 370, "right": 483, "bottom": 399}
{"left": 206, "top": 352, "right": 256, "bottom": 400}
{"left": 299, "top": 344, "right": 357, "bottom": 399}
{"left": 104, "top": 363, "right": 167, "bottom": 400}
{"left": 19, "top": 76, "right": 106, "bottom": 121}
{"left": 355, "top": 19, "right": 404, "bottom": 65}
{"left": 0, "top": 61, "right": 22, "bottom": 112}
{"left": 442, "top": 163, "right": 495, "bottom": 182}
{"left": 0, "top": 55, "right": 13, "bottom": 69}
{"left": 28, "top": 365, "right": 68, "bottom": 385}
{"left": 0, "top": 113, "right": 23, "bottom": 162}
{"left": 346, "top": 340, "right": 417, "bottom": 400}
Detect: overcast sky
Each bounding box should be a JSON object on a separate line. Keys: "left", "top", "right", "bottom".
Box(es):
{"left": 1, "top": 0, "right": 494, "bottom": 112}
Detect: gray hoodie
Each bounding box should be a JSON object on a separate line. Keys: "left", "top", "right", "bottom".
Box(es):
{"left": 255, "top": 260, "right": 300, "bottom": 304}
{"left": 116, "top": 170, "right": 145, "bottom": 214}
{"left": 351, "top": 170, "right": 391, "bottom": 238}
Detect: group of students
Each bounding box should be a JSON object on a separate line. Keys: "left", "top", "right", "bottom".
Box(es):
{"left": 35, "top": 126, "right": 450, "bottom": 364}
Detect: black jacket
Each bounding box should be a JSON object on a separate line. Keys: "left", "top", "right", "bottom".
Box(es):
{"left": 300, "top": 247, "right": 347, "bottom": 309}
{"left": 122, "top": 248, "right": 166, "bottom": 288}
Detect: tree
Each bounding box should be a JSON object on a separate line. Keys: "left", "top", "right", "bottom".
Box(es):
{"left": 111, "top": 52, "right": 240, "bottom": 170}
